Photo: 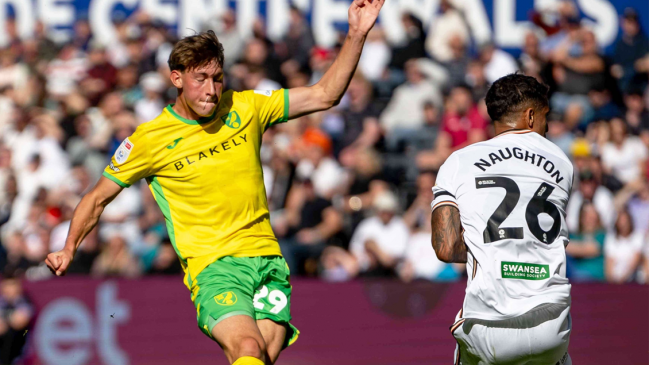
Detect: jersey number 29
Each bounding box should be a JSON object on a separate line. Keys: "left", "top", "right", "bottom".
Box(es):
{"left": 476, "top": 177, "right": 562, "bottom": 244}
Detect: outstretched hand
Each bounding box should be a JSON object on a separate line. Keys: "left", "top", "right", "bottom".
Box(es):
{"left": 348, "top": 0, "right": 384, "bottom": 36}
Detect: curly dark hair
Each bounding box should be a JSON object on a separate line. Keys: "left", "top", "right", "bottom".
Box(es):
{"left": 485, "top": 74, "right": 549, "bottom": 124}
{"left": 168, "top": 30, "right": 224, "bottom": 72}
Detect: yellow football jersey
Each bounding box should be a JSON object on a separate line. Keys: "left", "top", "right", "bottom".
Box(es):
{"left": 103, "top": 89, "right": 289, "bottom": 289}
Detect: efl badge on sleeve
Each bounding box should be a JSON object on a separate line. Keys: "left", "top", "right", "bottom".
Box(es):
{"left": 115, "top": 138, "right": 133, "bottom": 165}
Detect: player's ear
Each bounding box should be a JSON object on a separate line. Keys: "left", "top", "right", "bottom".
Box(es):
{"left": 526, "top": 108, "right": 534, "bottom": 129}
{"left": 170, "top": 70, "right": 183, "bottom": 89}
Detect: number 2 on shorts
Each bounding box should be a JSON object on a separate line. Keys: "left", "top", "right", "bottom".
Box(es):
{"left": 253, "top": 285, "right": 287, "bottom": 314}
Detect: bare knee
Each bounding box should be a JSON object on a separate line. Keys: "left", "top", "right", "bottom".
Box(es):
{"left": 229, "top": 337, "right": 266, "bottom": 363}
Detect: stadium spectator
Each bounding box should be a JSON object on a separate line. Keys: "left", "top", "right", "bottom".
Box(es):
{"left": 416, "top": 84, "right": 488, "bottom": 170}
{"left": 31, "top": 21, "right": 58, "bottom": 63}
{"left": 0, "top": 276, "right": 33, "bottom": 365}
{"left": 537, "top": 2, "right": 580, "bottom": 55}
{"left": 242, "top": 37, "right": 283, "bottom": 86}
{"left": 518, "top": 32, "right": 548, "bottom": 83}
{"left": 92, "top": 234, "right": 141, "bottom": 278}
{"left": 282, "top": 6, "right": 316, "bottom": 70}
{"left": 624, "top": 90, "right": 649, "bottom": 136}
{"left": 566, "top": 170, "right": 615, "bottom": 232}
{"left": 403, "top": 171, "right": 435, "bottom": 231}
{"left": 441, "top": 34, "right": 470, "bottom": 89}
{"left": 479, "top": 42, "right": 519, "bottom": 84}
{"left": 146, "top": 240, "right": 183, "bottom": 275}
{"left": 389, "top": 13, "right": 427, "bottom": 70}
{"left": 337, "top": 72, "right": 382, "bottom": 155}
{"left": 566, "top": 202, "right": 606, "bottom": 282}
{"left": 611, "top": 8, "right": 649, "bottom": 93}
{"left": 600, "top": 118, "right": 648, "bottom": 185}
{"left": 275, "top": 178, "right": 342, "bottom": 275}
{"left": 293, "top": 128, "right": 347, "bottom": 198}
{"left": 134, "top": 71, "right": 167, "bottom": 123}
{"left": 45, "top": 43, "right": 88, "bottom": 98}
{"left": 209, "top": 10, "right": 243, "bottom": 70}
{"left": 551, "top": 29, "right": 606, "bottom": 125}
{"left": 426, "top": 0, "right": 469, "bottom": 63}
{"left": 81, "top": 42, "right": 118, "bottom": 106}
{"left": 380, "top": 58, "right": 446, "bottom": 147}
{"left": 546, "top": 114, "right": 575, "bottom": 156}
{"left": 586, "top": 88, "right": 622, "bottom": 128}
{"left": 398, "top": 209, "right": 460, "bottom": 282}
{"left": 604, "top": 209, "right": 645, "bottom": 283}
{"left": 340, "top": 148, "right": 388, "bottom": 229}
{"left": 613, "top": 180, "right": 649, "bottom": 235}
{"left": 358, "top": 28, "right": 391, "bottom": 82}
{"left": 321, "top": 191, "right": 408, "bottom": 280}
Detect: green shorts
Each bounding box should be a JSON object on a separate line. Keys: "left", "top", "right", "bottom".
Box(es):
{"left": 192, "top": 256, "right": 299, "bottom": 349}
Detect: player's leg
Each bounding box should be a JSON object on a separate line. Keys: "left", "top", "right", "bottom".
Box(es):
{"left": 454, "top": 304, "right": 571, "bottom": 364}
{"left": 257, "top": 319, "right": 287, "bottom": 364}
{"left": 192, "top": 257, "right": 268, "bottom": 364}
{"left": 525, "top": 305, "right": 572, "bottom": 365}
{"left": 210, "top": 315, "right": 267, "bottom": 364}
{"left": 252, "top": 256, "right": 300, "bottom": 363}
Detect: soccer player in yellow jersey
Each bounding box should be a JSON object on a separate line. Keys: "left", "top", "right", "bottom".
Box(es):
{"left": 45, "top": 1, "right": 384, "bottom": 364}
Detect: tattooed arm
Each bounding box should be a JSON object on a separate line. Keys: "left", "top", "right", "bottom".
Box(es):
{"left": 430, "top": 205, "right": 467, "bottom": 263}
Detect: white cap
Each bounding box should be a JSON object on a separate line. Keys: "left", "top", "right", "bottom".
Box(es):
{"left": 140, "top": 72, "right": 166, "bottom": 93}
{"left": 373, "top": 191, "right": 399, "bottom": 212}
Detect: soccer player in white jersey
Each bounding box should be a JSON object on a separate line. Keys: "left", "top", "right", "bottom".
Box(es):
{"left": 431, "top": 74, "right": 573, "bottom": 365}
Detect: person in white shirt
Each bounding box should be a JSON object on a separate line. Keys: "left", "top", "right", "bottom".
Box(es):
{"left": 321, "top": 191, "right": 409, "bottom": 280}
{"left": 604, "top": 208, "right": 644, "bottom": 283}
{"left": 425, "top": 0, "right": 469, "bottom": 63}
{"left": 431, "top": 74, "right": 572, "bottom": 364}
{"left": 358, "top": 27, "right": 391, "bottom": 81}
{"left": 134, "top": 72, "right": 166, "bottom": 124}
{"left": 399, "top": 210, "right": 460, "bottom": 282}
{"left": 479, "top": 43, "right": 520, "bottom": 84}
{"left": 601, "top": 118, "right": 648, "bottom": 185}
{"left": 565, "top": 170, "right": 615, "bottom": 231}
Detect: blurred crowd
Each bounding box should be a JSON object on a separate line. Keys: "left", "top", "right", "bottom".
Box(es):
{"left": 0, "top": 0, "right": 647, "bottom": 295}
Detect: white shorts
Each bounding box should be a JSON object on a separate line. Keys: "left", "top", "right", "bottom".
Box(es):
{"left": 451, "top": 304, "right": 571, "bottom": 365}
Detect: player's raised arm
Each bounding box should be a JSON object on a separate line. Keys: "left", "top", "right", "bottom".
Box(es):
{"left": 430, "top": 205, "right": 467, "bottom": 263}
{"left": 45, "top": 177, "right": 123, "bottom": 276}
{"left": 287, "top": 0, "right": 384, "bottom": 118}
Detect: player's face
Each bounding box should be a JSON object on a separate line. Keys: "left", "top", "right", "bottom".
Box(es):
{"left": 180, "top": 61, "right": 224, "bottom": 117}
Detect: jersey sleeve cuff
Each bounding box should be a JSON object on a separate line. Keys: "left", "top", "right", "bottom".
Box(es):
{"left": 267, "top": 89, "right": 289, "bottom": 131}
{"left": 102, "top": 171, "right": 131, "bottom": 188}
{"left": 431, "top": 186, "right": 458, "bottom": 212}
{"left": 281, "top": 88, "right": 289, "bottom": 123}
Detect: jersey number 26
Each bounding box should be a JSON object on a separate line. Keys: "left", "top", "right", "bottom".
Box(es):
{"left": 476, "top": 176, "right": 562, "bottom": 244}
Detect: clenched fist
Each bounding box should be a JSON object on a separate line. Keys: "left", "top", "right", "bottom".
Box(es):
{"left": 45, "top": 249, "right": 75, "bottom": 276}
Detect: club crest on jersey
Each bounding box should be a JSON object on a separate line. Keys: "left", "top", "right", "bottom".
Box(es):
{"left": 214, "top": 291, "right": 237, "bottom": 306}
{"left": 114, "top": 138, "right": 133, "bottom": 164}
{"left": 221, "top": 111, "right": 242, "bottom": 129}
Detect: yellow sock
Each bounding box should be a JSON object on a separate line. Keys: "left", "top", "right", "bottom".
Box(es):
{"left": 232, "top": 356, "right": 264, "bottom": 365}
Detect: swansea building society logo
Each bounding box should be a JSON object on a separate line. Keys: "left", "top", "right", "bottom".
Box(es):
{"left": 214, "top": 291, "right": 237, "bottom": 306}
{"left": 221, "top": 111, "right": 242, "bottom": 129}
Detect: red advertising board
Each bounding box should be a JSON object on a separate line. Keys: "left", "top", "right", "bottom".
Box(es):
{"left": 20, "top": 278, "right": 648, "bottom": 364}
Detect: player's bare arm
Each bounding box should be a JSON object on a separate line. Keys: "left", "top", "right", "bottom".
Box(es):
{"left": 45, "top": 177, "right": 123, "bottom": 276}
{"left": 287, "top": 0, "right": 384, "bottom": 118}
{"left": 430, "top": 205, "right": 467, "bottom": 263}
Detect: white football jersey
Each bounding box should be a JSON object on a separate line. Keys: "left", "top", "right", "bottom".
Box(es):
{"left": 432, "top": 130, "right": 574, "bottom": 320}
